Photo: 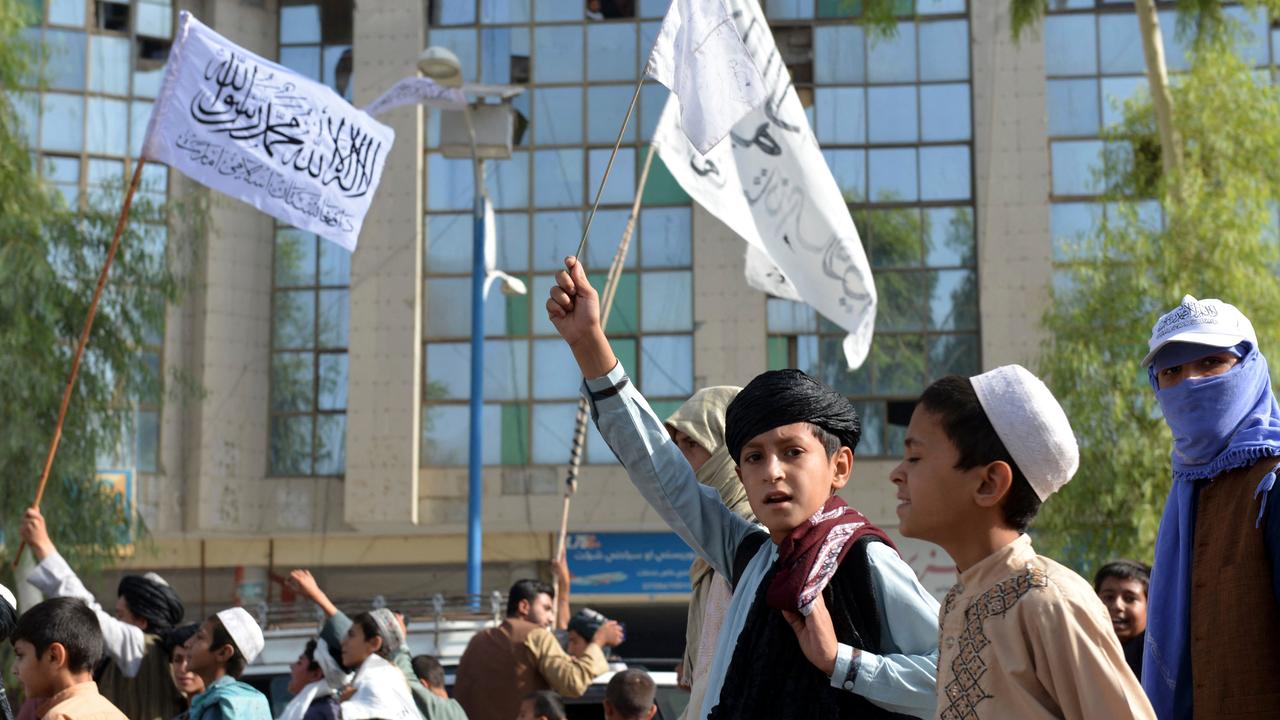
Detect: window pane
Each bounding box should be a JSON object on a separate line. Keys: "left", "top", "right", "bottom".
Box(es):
{"left": 425, "top": 278, "right": 473, "bottom": 337}
{"left": 531, "top": 403, "right": 575, "bottom": 464}
{"left": 823, "top": 148, "right": 865, "bottom": 201}
{"left": 433, "top": 0, "right": 476, "bottom": 24}
{"left": 800, "top": 336, "right": 870, "bottom": 395}
{"left": 767, "top": 299, "right": 817, "bottom": 333}
{"left": 868, "top": 148, "right": 918, "bottom": 202}
{"left": 44, "top": 156, "right": 80, "bottom": 184}
{"left": 427, "top": 155, "right": 473, "bottom": 211}
{"left": 877, "top": 272, "right": 926, "bottom": 331}
{"left": 425, "top": 342, "right": 469, "bottom": 399}
{"left": 920, "top": 83, "right": 970, "bottom": 141}
{"left": 587, "top": 23, "right": 637, "bottom": 82}
{"left": 426, "top": 213, "right": 471, "bottom": 273}
{"left": 279, "top": 46, "right": 321, "bottom": 81}
{"left": 272, "top": 352, "right": 314, "bottom": 411}
{"left": 317, "top": 353, "right": 348, "bottom": 411}
{"left": 86, "top": 97, "right": 128, "bottom": 155}
{"left": 275, "top": 229, "right": 317, "bottom": 286}
{"left": 919, "top": 0, "right": 965, "bottom": 14}
{"left": 588, "top": 84, "right": 640, "bottom": 144}
{"left": 274, "top": 290, "right": 316, "bottom": 348}
{"left": 534, "top": 26, "right": 582, "bottom": 83}
{"left": 317, "top": 289, "right": 349, "bottom": 347}
{"left": 640, "top": 335, "right": 692, "bottom": 396}
{"left": 484, "top": 339, "right": 528, "bottom": 400}
{"left": 271, "top": 415, "right": 313, "bottom": 475}
{"left": 49, "top": 0, "right": 86, "bottom": 25}
{"left": 920, "top": 146, "right": 971, "bottom": 202}
{"left": 593, "top": 271, "right": 637, "bottom": 334}
{"left": 930, "top": 333, "right": 979, "bottom": 378}
{"left": 533, "top": 148, "right": 583, "bottom": 207}
{"left": 43, "top": 30, "right": 85, "bottom": 90}
{"left": 534, "top": 87, "right": 584, "bottom": 145}
{"left": 853, "top": 401, "right": 884, "bottom": 457}
{"left": 137, "top": 1, "right": 171, "bottom": 38}
{"left": 426, "top": 28, "right": 478, "bottom": 83}
{"left": 14, "top": 92, "right": 37, "bottom": 147}
{"left": 868, "top": 86, "right": 918, "bottom": 143}
{"left": 815, "top": 88, "right": 865, "bottom": 144}
{"left": 1046, "top": 78, "right": 1099, "bottom": 136}
{"left": 322, "top": 45, "right": 351, "bottom": 97}
{"left": 766, "top": 0, "right": 812, "bottom": 18}
{"left": 640, "top": 207, "right": 691, "bottom": 268}
{"left": 1099, "top": 13, "right": 1143, "bottom": 74}
{"left": 924, "top": 207, "right": 974, "bottom": 267}
{"left": 873, "top": 334, "right": 926, "bottom": 395}
{"left": 583, "top": 209, "right": 637, "bottom": 268}
{"left": 929, "top": 269, "right": 978, "bottom": 330}
{"left": 318, "top": 240, "right": 351, "bottom": 285}
{"left": 480, "top": 26, "right": 531, "bottom": 84}
{"left": 1050, "top": 202, "right": 1103, "bottom": 261}
{"left": 532, "top": 210, "right": 581, "bottom": 270}
{"left": 313, "top": 414, "right": 345, "bottom": 474}
{"left": 482, "top": 0, "right": 531, "bottom": 24}
{"left": 814, "top": 25, "right": 864, "bottom": 83}
{"left": 588, "top": 146, "right": 634, "bottom": 205}
{"left": 89, "top": 34, "right": 129, "bottom": 94}
{"left": 1044, "top": 15, "right": 1096, "bottom": 75}
{"left": 534, "top": 0, "right": 580, "bottom": 21}
{"left": 129, "top": 101, "right": 152, "bottom": 156}
{"left": 41, "top": 93, "right": 84, "bottom": 152}
{"left": 919, "top": 20, "right": 968, "bottom": 81}
{"left": 638, "top": 82, "right": 668, "bottom": 143}
{"left": 533, "top": 339, "right": 578, "bottom": 399}
{"left": 422, "top": 404, "right": 468, "bottom": 465}
{"left": 280, "top": 5, "right": 321, "bottom": 43}
{"left": 1050, "top": 140, "right": 1105, "bottom": 196}
{"left": 490, "top": 150, "right": 529, "bottom": 209}
{"left": 867, "top": 24, "right": 916, "bottom": 82}
{"left": 136, "top": 409, "right": 159, "bottom": 473}
{"left": 641, "top": 271, "right": 692, "bottom": 332}
{"left": 134, "top": 63, "right": 164, "bottom": 98}
{"left": 1101, "top": 76, "right": 1146, "bottom": 128}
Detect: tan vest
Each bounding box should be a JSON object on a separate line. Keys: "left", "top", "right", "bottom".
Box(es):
{"left": 1190, "top": 459, "right": 1280, "bottom": 719}
{"left": 453, "top": 618, "right": 545, "bottom": 720}
{"left": 95, "top": 633, "right": 186, "bottom": 720}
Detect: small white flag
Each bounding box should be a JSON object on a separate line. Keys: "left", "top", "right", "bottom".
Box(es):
{"left": 142, "top": 12, "right": 395, "bottom": 251}
{"left": 651, "top": 0, "right": 876, "bottom": 369}
{"left": 363, "top": 77, "right": 468, "bottom": 118}
{"left": 645, "top": 0, "right": 766, "bottom": 155}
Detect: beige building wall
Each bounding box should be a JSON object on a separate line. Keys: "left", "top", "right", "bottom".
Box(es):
{"left": 109, "top": 1, "right": 1056, "bottom": 605}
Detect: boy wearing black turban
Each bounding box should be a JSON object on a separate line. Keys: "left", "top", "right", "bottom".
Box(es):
{"left": 548, "top": 257, "right": 939, "bottom": 719}
{"left": 20, "top": 507, "right": 188, "bottom": 720}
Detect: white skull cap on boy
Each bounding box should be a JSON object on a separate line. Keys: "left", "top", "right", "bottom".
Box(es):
{"left": 970, "top": 364, "right": 1080, "bottom": 502}
{"left": 216, "top": 607, "right": 265, "bottom": 664}
{"left": 1142, "top": 295, "right": 1256, "bottom": 368}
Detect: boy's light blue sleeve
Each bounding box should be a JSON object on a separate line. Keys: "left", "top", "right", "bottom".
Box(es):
{"left": 584, "top": 361, "right": 756, "bottom": 580}
{"left": 829, "top": 542, "right": 940, "bottom": 719}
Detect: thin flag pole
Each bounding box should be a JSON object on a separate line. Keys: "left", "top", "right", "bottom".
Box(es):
{"left": 556, "top": 144, "right": 657, "bottom": 562}
{"left": 15, "top": 157, "right": 148, "bottom": 568}
{"left": 573, "top": 75, "right": 646, "bottom": 262}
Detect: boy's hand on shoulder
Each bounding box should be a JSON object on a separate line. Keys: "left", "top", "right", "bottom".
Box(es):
{"left": 782, "top": 592, "right": 839, "bottom": 677}
{"left": 20, "top": 507, "right": 56, "bottom": 561}
{"left": 546, "top": 256, "right": 616, "bottom": 378}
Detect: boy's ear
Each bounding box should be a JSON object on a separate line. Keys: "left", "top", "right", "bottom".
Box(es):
{"left": 828, "top": 446, "right": 854, "bottom": 493}
{"left": 46, "top": 642, "right": 69, "bottom": 670}
{"left": 370, "top": 635, "right": 384, "bottom": 654}
{"left": 213, "top": 642, "right": 236, "bottom": 665}
{"left": 972, "top": 460, "right": 1013, "bottom": 510}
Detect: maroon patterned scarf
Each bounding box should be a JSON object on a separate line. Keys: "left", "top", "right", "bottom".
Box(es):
{"left": 765, "top": 496, "right": 897, "bottom": 615}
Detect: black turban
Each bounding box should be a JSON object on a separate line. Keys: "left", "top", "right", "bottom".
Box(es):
{"left": 118, "top": 573, "right": 184, "bottom": 633}
{"left": 725, "top": 369, "right": 861, "bottom": 462}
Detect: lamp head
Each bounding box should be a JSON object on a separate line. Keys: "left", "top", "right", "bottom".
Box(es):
{"left": 417, "top": 46, "right": 463, "bottom": 88}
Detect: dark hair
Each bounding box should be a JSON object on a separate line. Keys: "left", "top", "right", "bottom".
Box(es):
{"left": 349, "top": 612, "right": 392, "bottom": 659}
{"left": 161, "top": 623, "right": 199, "bottom": 659}
{"left": 12, "top": 597, "right": 104, "bottom": 673}
{"left": 506, "top": 579, "right": 554, "bottom": 618}
{"left": 1094, "top": 560, "right": 1152, "bottom": 594}
{"left": 302, "top": 639, "right": 321, "bottom": 672}
{"left": 411, "top": 654, "right": 446, "bottom": 688}
{"left": 605, "top": 668, "right": 656, "bottom": 719}
{"left": 806, "top": 423, "right": 842, "bottom": 457}
{"left": 918, "top": 376, "right": 1042, "bottom": 531}
{"left": 207, "top": 615, "right": 248, "bottom": 678}
{"left": 523, "top": 690, "right": 566, "bottom": 720}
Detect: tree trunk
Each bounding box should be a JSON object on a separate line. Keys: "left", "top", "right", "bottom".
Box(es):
{"left": 1134, "top": 0, "right": 1184, "bottom": 198}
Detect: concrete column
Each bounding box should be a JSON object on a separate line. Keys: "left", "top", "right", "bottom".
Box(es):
{"left": 970, "top": 3, "right": 1053, "bottom": 370}
{"left": 344, "top": 2, "right": 425, "bottom": 527}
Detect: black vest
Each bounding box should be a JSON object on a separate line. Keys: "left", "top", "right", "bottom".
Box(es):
{"left": 709, "top": 531, "right": 915, "bottom": 720}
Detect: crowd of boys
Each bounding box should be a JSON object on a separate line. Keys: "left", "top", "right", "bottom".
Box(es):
{"left": 0, "top": 271, "right": 1275, "bottom": 720}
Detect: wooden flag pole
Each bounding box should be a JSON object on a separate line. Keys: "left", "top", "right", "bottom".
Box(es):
{"left": 14, "top": 157, "right": 148, "bottom": 568}
{"left": 556, "top": 144, "right": 657, "bottom": 562}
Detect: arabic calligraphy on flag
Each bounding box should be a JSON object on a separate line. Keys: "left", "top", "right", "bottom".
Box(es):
{"left": 142, "top": 12, "right": 394, "bottom": 251}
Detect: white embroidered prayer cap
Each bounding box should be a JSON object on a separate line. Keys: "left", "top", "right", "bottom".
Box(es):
{"left": 970, "top": 364, "right": 1079, "bottom": 502}
{"left": 216, "top": 607, "right": 265, "bottom": 664}
{"left": 1142, "top": 295, "right": 1256, "bottom": 368}
{"left": 0, "top": 583, "right": 15, "bottom": 611}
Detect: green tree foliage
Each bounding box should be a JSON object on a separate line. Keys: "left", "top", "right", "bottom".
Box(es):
{"left": 0, "top": 0, "right": 202, "bottom": 571}
{"left": 1035, "top": 35, "right": 1280, "bottom": 570}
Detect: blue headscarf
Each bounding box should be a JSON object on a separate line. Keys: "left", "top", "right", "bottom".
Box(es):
{"left": 1143, "top": 341, "right": 1280, "bottom": 719}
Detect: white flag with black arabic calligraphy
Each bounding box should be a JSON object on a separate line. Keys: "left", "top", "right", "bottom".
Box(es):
{"left": 142, "top": 12, "right": 395, "bottom": 251}
{"left": 650, "top": 0, "right": 875, "bottom": 369}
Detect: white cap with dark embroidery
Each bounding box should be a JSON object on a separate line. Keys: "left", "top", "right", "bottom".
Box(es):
{"left": 970, "top": 364, "right": 1080, "bottom": 502}
{"left": 1142, "top": 295, "right": 1256, "bottom": 368}
{"left": 216, "top": 607, "right": 265, "bottom": 664}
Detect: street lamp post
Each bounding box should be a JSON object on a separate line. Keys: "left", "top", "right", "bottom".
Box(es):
{"left": 418, "top": 47, "right": 522, "bottom": 604}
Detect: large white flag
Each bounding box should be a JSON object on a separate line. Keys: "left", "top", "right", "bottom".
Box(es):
{"left": 645, "top": 0, "right": 766, "bottom": 155}
{"left": 651, "top": 0, "right": 876, "bottom": 369}
{"left": 142, "top": 12, "right": 395, "bottom": 251}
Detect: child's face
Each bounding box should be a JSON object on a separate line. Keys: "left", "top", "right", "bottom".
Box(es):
{"left": 566, "top": 630, "right": 588, "bottom": 657}
{"left": 890, "top": 406, "right": 983, "bottom": 544}
{"left": 287, "top": 652, "right": 322, "bottom": 695}
{"left": 183, "top": 621, "right": 223, "bottom": 678}
{"left": 735, "top": 422, "right": 851, "bottom": 543}
{"left": 1097, "top": 577, "right": 1148, "bottom": 642}
{"left": 169, "top": 644, "right": 205, "bottom": 697}
{"left": 13, "top": 639, "right": 58, "bottom": 699}
{"left": 516, "top": 698, "right": 541, "bottom": 720}
{"left": 341, "top": 623, "right": 380, "bottom": 668}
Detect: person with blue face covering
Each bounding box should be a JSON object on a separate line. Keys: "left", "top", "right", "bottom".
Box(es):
{"left": 1141, "top": 295, "right": 1280, "bottom": 719}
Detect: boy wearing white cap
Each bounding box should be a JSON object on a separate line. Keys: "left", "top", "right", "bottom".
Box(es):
{"left": 1140, "top": 296, "right": 1280, "bottom": 720}
{"left": 891, "top": 367, "right": 1155, "bottom": 720}
{"left": 183, "top": 608, "right": 271, "bottom": 719}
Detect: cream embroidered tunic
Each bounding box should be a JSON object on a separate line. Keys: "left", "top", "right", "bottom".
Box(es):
{"left": 935, "top": 535, "right": 1154, "bottom": 720}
